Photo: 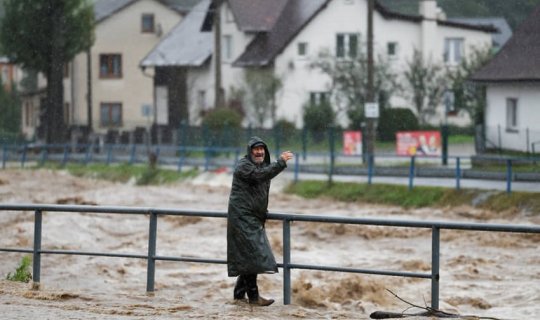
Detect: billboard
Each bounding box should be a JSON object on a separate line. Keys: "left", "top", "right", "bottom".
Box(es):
{"left": 396, "top": 131, "right": 441, "bottom": 156}
{"left": 343, "top": 130, "right": 362, "bottom": 155}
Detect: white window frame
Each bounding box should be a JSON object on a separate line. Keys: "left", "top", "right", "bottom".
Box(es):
{"left": 336, "top": 33, "right": 359, "bottom": 59}
{"left": 506, "top": 98, "right": 518, "bottom": 131}
{"left": 309, "top": 91, "right": 330, "bottom": 106}
{"left": 197, "top": 90, "right": 207, "bottom": 111}
{"left": 387, "top": 42, "right": 398, "bottom": 59}
{"left": 444, "top": 38, "right": 464, "bottom": 65}
{"left": 297, "top": 42, "right": 308, "bottom": 58}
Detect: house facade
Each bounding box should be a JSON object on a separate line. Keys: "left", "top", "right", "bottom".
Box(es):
{"left": 159, "top": 0, "right": 493, "bottom": 130}
{"left": 471, "top": 5, "right": 540, "bottom": 153}
{"left": 21, "top": 0, "right": 183, "bottom": 142}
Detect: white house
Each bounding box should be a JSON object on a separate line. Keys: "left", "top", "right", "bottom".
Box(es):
{"left": 21, "top": 0, "right": 184, "bottom": 142}
{"left": 142, "top": 0, "right": 495, "bottom": 131}
{"left": 471, "top": 5, "right": 540, "bottom": 153}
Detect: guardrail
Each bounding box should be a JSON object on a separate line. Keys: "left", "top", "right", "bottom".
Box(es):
{"left": 2, "top": 143, "right": 540, "bottom": 194}
{"left": 1, "top": 203, "right": 539, "bottom": 309}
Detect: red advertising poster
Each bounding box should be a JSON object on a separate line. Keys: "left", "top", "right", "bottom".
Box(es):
{"left": 396, "top": 131, "right": 441, "bottom": 156}
{"left": 343, "top": 131, "right": 362, "bottom": 155}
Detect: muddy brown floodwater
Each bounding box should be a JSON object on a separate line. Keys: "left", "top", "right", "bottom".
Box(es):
{"left": 0, "top": 169, "right": 539, "bottom": 319}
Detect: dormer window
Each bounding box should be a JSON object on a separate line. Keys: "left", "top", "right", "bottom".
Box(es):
{"left": 142, "top": 13, "right": 155, "bottom": 33}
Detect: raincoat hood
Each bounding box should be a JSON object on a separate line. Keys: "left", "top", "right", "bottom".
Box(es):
{"left": 247, "top": 136, "right": 271, "bottom": 165}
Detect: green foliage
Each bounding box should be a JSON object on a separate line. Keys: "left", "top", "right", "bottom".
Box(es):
{"left": 377, "top": 108, "right": 419, "bottom": 141}
{"left": 303, "top": 100, "right": 335, "bottom": 143}
{"left": 310, "top": 43, "right": 400, "bottom": 127}
{"left": 286, "top": 181, "right": 540, "bottom": 213}
{"left": 0, "top": 83, "right": 21, "bottom": 137}
{"left": 202, "top": 108, "right": 242, "bottom": 131}
{"left": 243, "top": 68, "right": 282, "bottom": 127}
{"left": 0, "top": 0, "right": 95, "bottom": 143}
{"left": 446, "top": 46, "right": 493, "bottom": 125}
{"left": 201, "top": 108, "right": 243, "bottom": 146}
{"left": 0, "top": 0, "right": 95, "bottom": 72}
{"left": 6, "top": 255, "right": 32, "bottom": 283}
{"left": 402, "top": 50, "right": 447, "bottom": 125}
{"left": 274, "top": 119, "right": 297, "bottom": 143}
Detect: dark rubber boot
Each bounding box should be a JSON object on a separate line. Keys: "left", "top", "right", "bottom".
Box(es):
{"left": 233, "top": 275, "right": 247, "bottom": 300}
{"left": 245, "top": 274, "right": 274, "bottom": 306}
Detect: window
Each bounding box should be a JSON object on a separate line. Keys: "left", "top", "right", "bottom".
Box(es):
{"left": 444, "top": 38, "right": 464, "bottom": 65}
{"left": 309, "top": 91, "right": 329, "bottom": 106}
{"left": 336, "top": 33, "right": 358, "bottom": 58}
{"left": 222, "top": 35, "right": 233, "bottom": 61}
{"left": 387, "top": 42, "right": 398, "bottom": 58}
{"left": 141, "top": 14, "right": 155, "bottom": 33}
{"left": 99, "top": 54, "right": 122, "bottom": 78}
{"left": 298, "top": 42, "right": 308, "bottom": 57}
{"left": 506, "top": 98, "right": 518, "bottom": 130}
{"left": 100, "top": 102, "right": 122, "bottom": 127}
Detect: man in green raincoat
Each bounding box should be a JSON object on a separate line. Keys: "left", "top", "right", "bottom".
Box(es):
{"left": 227, "top": 136, "right": 293, "bottom": 306}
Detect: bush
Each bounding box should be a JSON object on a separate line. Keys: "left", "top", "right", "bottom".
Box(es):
{"left": 201, "top": 108, "right": 243, "bottom": 146}
{"left": 274, "top": 118, "right": 297, "bottom": 143}
{"left": 377, "top": 108, "right": 419, "bottom": 141}
{"left": 303, "top": 101, "right": 335, "bottom": 142}
{"left": 6, "top": 255, "right": 32, "bottom": 283}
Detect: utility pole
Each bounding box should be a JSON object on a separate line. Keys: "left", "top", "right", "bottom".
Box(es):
{"left": 366, "top": 0, "right": 376, "bottom": 158}
{"left": 213, "top": 0, "right": 225, "bottom": 108}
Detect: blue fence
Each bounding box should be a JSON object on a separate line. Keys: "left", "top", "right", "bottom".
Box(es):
{"left": 2, "top": 142, "right": 540, "bottom": 193}
{"left": 0, "top": 204, "right": 539, "bottom": 309}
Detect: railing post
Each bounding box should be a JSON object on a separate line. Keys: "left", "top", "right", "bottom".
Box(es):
{"left": 283, "top": 219, "right": 291, "bottom": 305}
{"left": 455, "top": 157, "right": 461, "bottom": 190}
{"left": 129, "top": 144, "right": 137, "bottom": 165}
{"left": 2, "top": 144, "right": 7, "bottom": 169}
{"left": 106, "top": 145, "right": 113, "bottom": 165}
{"left": 367, "top": 154, "right": 374, "bottom": 185}
{"left": 408, "top": 156, "right": 416, "bottom": 191}
{"left": 84, "top": 144, "right": 92, "bottom": 165}
{"left": 21, "top": 144, "right": 28, "bottom": 168}
{"left": 62, "top": 144, "right": 69, "bottom": 167}
{"left": 146, "top": 211, "right": 158, "bottom": 293}
{"left": 431, "top": 226, "right": 440, "bottom": 310}
{"left": 32, "top": 210, "right": 42, "bottom": 290}
{"left": 506, "top": 159, "right": 512, "bottom": 194}
{"left": 294, "top": 155, "right": 299, "bottom": 183}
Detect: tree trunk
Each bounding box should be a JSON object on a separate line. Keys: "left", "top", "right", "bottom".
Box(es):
{"left": 45, "top": 1, "right": 67, "bottom": 144}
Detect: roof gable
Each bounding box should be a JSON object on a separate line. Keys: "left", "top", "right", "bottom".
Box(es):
{"left": 234, "top": 0, "right": 328, "bottom": 67}
{"left": 471, "top": 5, "right": 540, "bottom": 82}
{"left": 94, "top": 0, "right": 181, "bottom": 23}
{"left": 228, "top": 0, "right": 288, "bottom": 32}
{"left": 141, "top": 0, "right": 212, "bottom": 67}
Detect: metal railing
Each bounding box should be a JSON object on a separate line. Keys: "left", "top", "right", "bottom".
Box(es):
{"left": 1, "top": 203, "right": 539, "bottom": 309}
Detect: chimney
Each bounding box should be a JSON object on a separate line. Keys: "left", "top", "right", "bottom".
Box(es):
{"left": 419, "top": 0, "right": 438, "bottom": 61}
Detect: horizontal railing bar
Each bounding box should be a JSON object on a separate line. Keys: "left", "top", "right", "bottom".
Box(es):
{"left": 155, "top": 256, "right": 226, "bottom": 264}
{"left": 39, "top": 250, "right": 147, "bottom": 259}
{"left": 268, "top": 213, "right": 540, "bottom": 234}
{"left": 284, "top": 263, "right": 431, "bottom": 279}
{"left": 0, "top": 248, "right": 34, "bottom": 254}
{"left": 0, "top": 204, "right": 538, "bottom": 234}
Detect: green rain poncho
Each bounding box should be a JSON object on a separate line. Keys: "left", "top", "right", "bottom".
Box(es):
{"left": 227, "top": 136, "right": 287, "bottom": 276}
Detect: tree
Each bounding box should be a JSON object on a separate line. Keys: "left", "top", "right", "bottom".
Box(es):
{"left": 402, "top": 50, "right": 446, "bottom": 125}
{"left": 310, "top": 41, "right": 400, "bottom": 129}
{"left": 0, "top": 83, "right": 21, "bottom": 138}
{"left": 446, "top": 46, "right": 493, "bottom": 125}
{"left": 243, "top": 68, "right": 282, "bottom": 128}
{"left": 0, "top": 0, "right": 95, "bottom": 143}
